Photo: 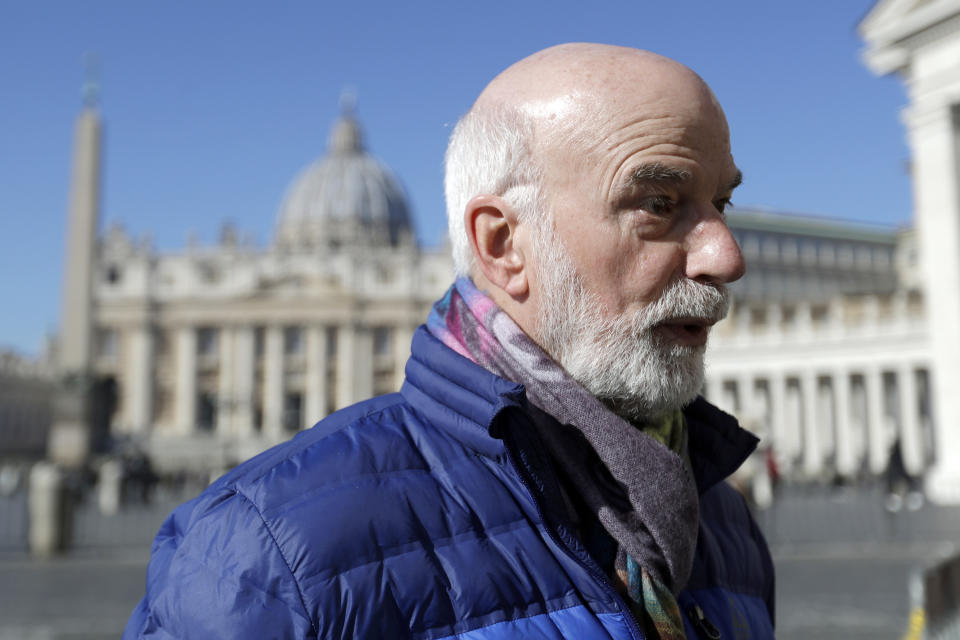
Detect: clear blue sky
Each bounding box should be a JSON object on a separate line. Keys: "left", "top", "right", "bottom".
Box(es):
{"left": 0, "top": 0, "right": 908, "bottom": 356}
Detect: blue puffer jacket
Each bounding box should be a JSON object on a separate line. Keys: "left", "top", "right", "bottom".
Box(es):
{"left": 125, "top": 327, "right": 775, "bottom": 639}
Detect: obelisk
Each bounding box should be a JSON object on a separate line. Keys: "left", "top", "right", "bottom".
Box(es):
{"left": 48, "top": 59, "right": 102, "bottom": 467}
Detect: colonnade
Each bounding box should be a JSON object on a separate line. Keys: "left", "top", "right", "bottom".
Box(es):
{"left": 118, "top": 322, "right": 414, "bottom": 440}
{"left": 705, "top": 363, "right": 932, "bottom": 480}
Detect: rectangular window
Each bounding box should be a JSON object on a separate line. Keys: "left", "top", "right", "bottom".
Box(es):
{"left": 253, "top": 403, "right": 263, "bottom": 433}
{"left": 283, "top": 392, "right": 303, "bottom": 432}
{"left": 373, "top": 327, "right": 393, "bottom": 357}
{"left": 326, "top": 327, "right": 338, "bottom": 358}
{"left": 197, "top": 391, "right": 217, "bottom": 431}
{"left": 152, "top": 386, "right": 170, "bottom": 422}
{"left": 254, "top": 326, "right": 265, "bottom": 358}
{"left": 197, "top": 327, "right": 219, "bottom": 358}
{"left": 284, "top": 326, "right": 303, "bottom": 356}
{"left": 97, "top": 328, "right": 117, "bottom": 359}
{"left": 153, "top": 328, "right": 169, "bottom": 357}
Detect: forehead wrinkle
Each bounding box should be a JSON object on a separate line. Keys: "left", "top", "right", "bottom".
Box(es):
{"left": 598, "top": 112, "right": 687, "bottom": 157}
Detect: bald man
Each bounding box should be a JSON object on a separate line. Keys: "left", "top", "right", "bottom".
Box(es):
{"left": 126, "top": 44, "right": 775, "bottom": 640}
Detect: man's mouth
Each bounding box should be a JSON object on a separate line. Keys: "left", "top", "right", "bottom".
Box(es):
{"left": 653, "top": 317, "right": 714, "bottom": 346}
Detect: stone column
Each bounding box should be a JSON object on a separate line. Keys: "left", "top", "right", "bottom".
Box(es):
{"left": 335, "top": 324, "right": 373, "bottom": 408}
{"left": 834, "top": 370, "right": 855, "bottom": 478}
{"left": 354, "top": 327, "right": 374, "bottom": 402}
{"left": 784, "top": 379, "right": 803, "bottom": 475}
{"left": 232, "top": 326, "right": 255, "bottom": 438}
{"left": 719, "top": 380, "right": 738, "bottom": 416}
{"left": 336, "top": 323, "right": 356, "bottom": 411}
{"left": 217, "top": 327, "right": 234, "bottom": 434}
{"left": 769, "top": 372, "right": 788, "bottom": 461}
{"left": 801, "top": 370, "right": 821, "bottom": 477}
{"left": 28, "top": 463, "right": 68, "bottom": 557}
{"left": 174, "top": 326, "right": 197, "bottom": 434}
{"left": 126, "top": 324, "right": 153, "bottom": 435}
{"left": 263, "top": 326, "right": 284, "bottom": 437}
{"left": 305, "top": 325, "right": 327, "bottom": 426}
{"left": 898, "top": 364, "right": 923, "bottom": 476}
{"left": 866, "top": 366, "right": 887, "bottom": 475}
{"left": 906, "top": 104, "right": 960, "bottom": 501}
{"left": 849, "top": 376, "right": 868, "bottom": 473}
{"left": 738, "top": 373, "right": 754, "bottom": 425}
{"left": 817, "top": 379, "right": 836, "bottom": 471}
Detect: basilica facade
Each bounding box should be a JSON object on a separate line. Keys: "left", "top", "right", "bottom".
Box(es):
{"left": 88, "top": 109, "right": 451, "bottom": 471}
{"left": 46, "top": 0, "right": 960, "bottom": 502}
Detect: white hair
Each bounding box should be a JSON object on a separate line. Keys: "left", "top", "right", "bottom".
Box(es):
{"left": 444, "top": 106, "right": 545, "bottom": 276}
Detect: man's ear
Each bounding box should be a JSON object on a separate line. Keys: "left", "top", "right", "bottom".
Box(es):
{"left": 464, "top": 194, "right": 529, "bottom": 298}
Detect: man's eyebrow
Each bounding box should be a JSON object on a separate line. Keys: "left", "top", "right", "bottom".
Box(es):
{"left": 723, "top": 170, "right": 743, "bottom": 193}
{"left": 626, "top": 162, "right": 692, "bottom": 185}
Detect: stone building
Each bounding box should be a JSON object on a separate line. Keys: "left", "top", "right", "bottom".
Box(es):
{"left": 86, "top": 105, "right": 450, "bottom": 471}
{"left": 859, "top": 0, "right": 960, "bottom": 502}
{"left": 0, "top": 349, "right": 54, "bottom": 459}
{"left": 706, "top": 213, "right": 931, "bottom": 487}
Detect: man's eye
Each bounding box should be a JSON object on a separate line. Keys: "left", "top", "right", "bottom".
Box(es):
{"left": 714, "top": 198, "right": 733, "bottom": 214}
{"left": 639, "top": 195, "right": 675, "bottom": 216}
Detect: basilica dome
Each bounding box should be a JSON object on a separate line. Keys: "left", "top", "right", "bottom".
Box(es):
{"left": 274, "top": 103, "right": 414, "bottom": 250}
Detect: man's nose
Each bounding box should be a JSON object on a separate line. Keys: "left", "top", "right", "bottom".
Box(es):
{"left": 684, "top": 213, "right": 746, "bottom": 285}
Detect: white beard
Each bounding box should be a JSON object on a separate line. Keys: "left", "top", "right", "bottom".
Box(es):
{"left": 532, "top": 228, "right": 730, "bottom": 423}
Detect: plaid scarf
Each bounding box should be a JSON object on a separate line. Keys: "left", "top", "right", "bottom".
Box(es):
{"left": 427, "top": 278, "right": 699, "bottom": 639}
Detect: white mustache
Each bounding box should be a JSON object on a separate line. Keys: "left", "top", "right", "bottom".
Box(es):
{"left": 635, "top": 279, "right": 730, "bottom": 332}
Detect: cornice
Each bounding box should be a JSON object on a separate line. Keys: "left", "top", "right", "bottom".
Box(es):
{"left": 861, "top": 0, "right": 960, "bottom": 75}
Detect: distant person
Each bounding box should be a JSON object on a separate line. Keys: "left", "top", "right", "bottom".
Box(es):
{"left": 124, "top": 43, "right": 775, "bottom": 639}
{"left": 885, "top": 438, "right": 924, "bottom": 512}
{"left": 123, "top": 450, "right": 157, "bottom": 505}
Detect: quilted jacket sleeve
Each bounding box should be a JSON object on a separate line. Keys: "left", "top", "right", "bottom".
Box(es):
{"left": 123, "top": 487, "right": 316, "bottom": 639}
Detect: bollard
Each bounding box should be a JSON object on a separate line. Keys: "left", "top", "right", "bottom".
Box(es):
{"left": 97, "top": 458, "right": 123, "bottom": 516}
{"left": 923, "top": 552, "right": 960, "bottom": 640}
{"left": 905, "top": 552, "right": 960, "bottom": 640}
{"left": 28, "top": 462, "right": 68, "bottom": 557}
{"left": 903, "top": 569, "right": 925, "bottom": 640}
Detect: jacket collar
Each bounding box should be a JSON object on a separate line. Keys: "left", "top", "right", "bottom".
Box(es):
{"left": 684, "top": 396, "right": 758, "bottom": 494}
{"left": 401, "top": 327, "right": 525, "bottom": 458}
{"left": 401, "top": 326, "right": 758, "bottom": 494}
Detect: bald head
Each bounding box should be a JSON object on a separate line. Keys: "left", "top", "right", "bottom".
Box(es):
{"left": 474, "top": 44, "right": 724, "bottom": 157}
{"left": 445, "top": 43, "right": 734, "bottom": 279}
{"left": 476, "top": 44, "right": 701, "bottom": 112}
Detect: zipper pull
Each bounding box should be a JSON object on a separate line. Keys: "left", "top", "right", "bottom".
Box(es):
{"left": 688, "top": 605, "right": 722, "bottom": 639}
